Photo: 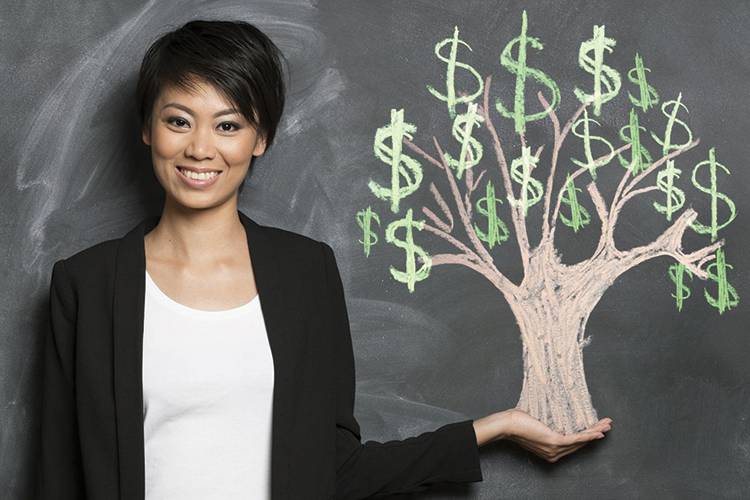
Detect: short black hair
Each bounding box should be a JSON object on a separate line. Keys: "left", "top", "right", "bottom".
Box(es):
{"left": 136, "top": 19, "right": 287, "bottom": 151}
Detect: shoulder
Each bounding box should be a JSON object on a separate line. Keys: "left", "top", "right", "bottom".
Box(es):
{"left": 257, "top": 223, "right": 342, "bottom": 282}
{"left": 51, "top": 218, "right": 339, "bottom": 284}
{"left": 261, "top": 223, "right": 332, "bottom": 259}
{"left": 50, "top": 236, "right": 121, "bottom": 295}
{"left": 60, "top": 237, "right": 119, "bottom": 271}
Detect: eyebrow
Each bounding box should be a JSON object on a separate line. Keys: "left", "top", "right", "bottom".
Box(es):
{"left": 161, "top": 102, "right": 240, "bottom": 118}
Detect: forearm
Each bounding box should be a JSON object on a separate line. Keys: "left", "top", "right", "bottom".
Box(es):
{"left": 335, "top": 419, "right": 483, "bottom": 499}
{"left": 472, "top": 410, "right": 511, "bottom": 446}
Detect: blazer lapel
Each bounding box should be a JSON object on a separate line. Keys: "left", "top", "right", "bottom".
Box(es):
{"left": 113, "top": 209, "right": 293, "bottom": 499}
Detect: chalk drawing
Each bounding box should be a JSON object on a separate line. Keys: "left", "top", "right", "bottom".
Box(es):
{"left": 570, "top": 107, "right": 616, "bottom": 180}
{"left": 628, "top": 52, "right": 660, "bottom": 112}
{"left": 356, "top": 205, "right": 380, "bottom": 257}
{"left": 368, "top": 108, "right": 423, "bottom": 214}
{"left": 357, "top": 15, "right": 738, "bottom": 434}
{"left": 574, "top": 25, "right": 621, "bottom": 116}
{"left": 495, "top": 10, "right": 560, "bottom": 135}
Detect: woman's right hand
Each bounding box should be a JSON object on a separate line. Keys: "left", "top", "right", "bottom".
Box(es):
{"left": 499, "top": 409, "right": 612, "bottom": 463}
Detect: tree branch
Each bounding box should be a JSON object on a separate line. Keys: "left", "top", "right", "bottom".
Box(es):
{"left": 538, "top": 92, "right": 591, "bottom": 242}
{"left": 422, "top": 207, "right": 451, "bottom": 233}
{"left": 608, "top": 139, "right": 700, "bottom": 236}
{"left": 461, "top": 151, "right": 484, "bottom": 220}
{"left": 549, "top": 142, "right": 631, "bottom": 241}
{"left": 605, "top": 141, "right": 701, "bottom": 256}
{"left": 420, "top": 252, "right": 518, "bottom": 300}
{"left": 480, "top": 74, "right": 531, "bottom": 275}
{"left": 615, "top": 185, "right": 659, "bottom": 212}
{"left": 424, "top": 182, "right": 453, "bottom": 233}
{"left": 420, "top": 222, "right": 476, "bottom": 259}
{"left": 403, "top": 138, "right": 444, "bottom": 171}
{"left": 611, "top": 208, "right": 724, "bottom": 280}
{"left": 587, "top": 182, "right": 610, "bottom": 259}
{"left": 404, "top": 136, "right": 519, "bottom": 295}
{"left": 419, "top": 222, "right": 518, "bottom": 295}
{"left": 431, "top": 136, "right": 499, "bottom": 264}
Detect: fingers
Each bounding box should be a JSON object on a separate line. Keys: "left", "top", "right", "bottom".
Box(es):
{"left": 562, "top": 429, "right": 604, "bottom": 445}
{"left": 505, "top": 414, "right": 614, "bottom": 463}
{"left": 587, "top": 417, "right": 613, "bottom": 429}
{"left": 513, "top": 418, "right": 613, "bottom": 463}
{"left": 560, "top": 421, "right": 611, "bottom": 446}
{"left": 576, "top": 418, "right": 612, "bottom": 440}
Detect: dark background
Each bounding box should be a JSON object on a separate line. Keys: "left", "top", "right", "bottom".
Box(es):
{"left": 2, "top": 1, "right": 748, "bottom": 498}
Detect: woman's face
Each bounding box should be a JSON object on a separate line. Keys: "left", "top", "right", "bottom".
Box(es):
{"left": 142, "top": 78, "right": 266, "bottom": 211}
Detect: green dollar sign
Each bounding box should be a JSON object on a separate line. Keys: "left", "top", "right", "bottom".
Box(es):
{"left": 573, "top": 25, "right": 622, "bottom": 116}
{"left": 385, "top": 208, "right": 432, "bottom": 292}
{"left": 651, "top": 93, "right": 693, "bottom": 154}
{"left": 571, "top": 107, "right": 616, "bottom": 180}
{"left": 495, "top": 10, "right": 561, "bottom": 135}
{"left": 370, "top": 108, "right": 424, "bottom": 214}
{"left": 559, "top": 173, "right": 591, "bottom": 233}
{"left": 618, "top": 108, "right": 652, "bottom": 175}
{"left": 704, "top": 248, "right": 739, "bottom": 314}
{"left": 443, "top": 101, "right": 485, "bottom": 180}
{"left": 668, "top": 262, "right": 692, "bottom": 312}
{"left": 355, "top": 206, "right": 380, "bottom": 257}
{"left": 651, "top": 93, "right": 692, "bottom": 221}
{"left": 653, "top": 160, "right": 685, "bottom": 222}
{"left": 509, "top": 146, "right": 544, "bottom": 215}
{"left": 690, "top": 147, "right": 736, "bottom": 242}
{"left": 473, "top": 180, "right": 510, "bottom": 248}
{"left": 426, "top": 25, "right": 484, "bottom": 119}
{"left": 627, "top": 52, "right": 659, "bottom": 112}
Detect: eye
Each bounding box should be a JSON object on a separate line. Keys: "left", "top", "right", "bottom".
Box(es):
{"left": 219, "top": 121, "right": 241, "bottom": 132}
{"left": 166, "top": 116, "right": 190, "bottom": 128}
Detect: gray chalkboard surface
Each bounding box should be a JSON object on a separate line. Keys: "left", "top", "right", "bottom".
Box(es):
{"left": 3, "top": 1, "right": 748, "bottom": 498}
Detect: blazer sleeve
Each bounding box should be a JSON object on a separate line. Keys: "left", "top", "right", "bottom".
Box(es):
{"left": 320, "top": 242, "right": 483, "bottom": 500}
{"left": 38, "top": 259, "right": 86, "bottom": 499}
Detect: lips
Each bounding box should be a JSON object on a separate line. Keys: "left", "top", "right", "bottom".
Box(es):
{"left": 175, "top": 165, "right": 223, "bottom": 188}
{"left": 176, "top": 165, "right": 222, "bottom": 174}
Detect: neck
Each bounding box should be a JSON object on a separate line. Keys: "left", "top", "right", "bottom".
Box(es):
{"left": 145, "top": 197, "right": 246, "bottom": 266}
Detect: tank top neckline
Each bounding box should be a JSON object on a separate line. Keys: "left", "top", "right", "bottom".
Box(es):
{"left": 145, "top": 269, "right": 259, "bottom": 317}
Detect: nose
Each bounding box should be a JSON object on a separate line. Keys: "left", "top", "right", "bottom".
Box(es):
{"left": 184, "top": 125, "right": 216, "bottom": 160}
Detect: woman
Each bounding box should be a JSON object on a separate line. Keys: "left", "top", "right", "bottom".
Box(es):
{"left": 39, "top": 19, "right": 612, "bottom": 500}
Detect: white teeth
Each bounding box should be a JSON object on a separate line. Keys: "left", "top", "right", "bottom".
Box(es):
{"left": 178, "top": 167, "right": 219, "bottom": 180}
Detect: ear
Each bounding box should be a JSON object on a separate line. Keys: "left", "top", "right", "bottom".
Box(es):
{"left": 141, "top": 125, "right": 151, "bottom": 146}
{"left": 252, "top": 134, "right": 267, "bottom": 157}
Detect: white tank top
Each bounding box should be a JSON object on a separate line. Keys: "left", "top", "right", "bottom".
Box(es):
{"left": 142, "top": 270, "right": 274, "bottom": 500}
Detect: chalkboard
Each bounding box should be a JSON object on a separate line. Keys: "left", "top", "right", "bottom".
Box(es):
{"left": 4, "top": 0, "right": 748, "bottom": 498}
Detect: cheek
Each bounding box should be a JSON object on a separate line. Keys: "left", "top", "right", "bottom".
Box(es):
{"left": 220, "top": 138, "right": 256, "bottom": 167}
{"left": 151, "top": 128, "right": 185, "bottom": 159}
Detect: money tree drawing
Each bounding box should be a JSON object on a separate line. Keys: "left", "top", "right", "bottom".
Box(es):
{"left": 355, "top": 10, "right": 739, "bottom": 434}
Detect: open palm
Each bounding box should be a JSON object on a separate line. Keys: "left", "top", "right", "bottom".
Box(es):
{"left": 504, "top": 409, "right": 613, "bottom": 463}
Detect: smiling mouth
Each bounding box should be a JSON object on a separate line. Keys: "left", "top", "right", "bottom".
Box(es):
{"left": 176, "top": 166, "right": 223, "bottom": 179}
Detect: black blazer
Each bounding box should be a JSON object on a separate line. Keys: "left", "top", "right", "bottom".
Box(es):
{"left": 38, "top": 209, "right": 483, "bottom": 500}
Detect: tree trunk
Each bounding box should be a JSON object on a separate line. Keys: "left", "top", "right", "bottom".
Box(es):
{"left": 511, "top": 301, "right": 600, "bottom": 434}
